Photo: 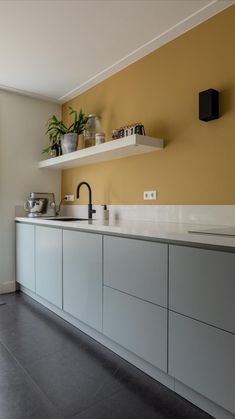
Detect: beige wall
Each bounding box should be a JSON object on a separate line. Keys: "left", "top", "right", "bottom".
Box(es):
{"left": 62, "top": 5, "right": 235, "bottom": 205}
{"left": 0, "top": 90, "right": 61, "bottom": 292}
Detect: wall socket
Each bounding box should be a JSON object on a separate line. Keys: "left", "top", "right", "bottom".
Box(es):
{"left": 143, "top": 190, "right": 157, "bottom": 200}
{"left": 64, "top": 195, "right": 75, "bottom": 202}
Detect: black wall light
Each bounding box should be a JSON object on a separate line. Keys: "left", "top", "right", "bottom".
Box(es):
{"left": 199, "top": 88, "right": 219, "bottom": 121}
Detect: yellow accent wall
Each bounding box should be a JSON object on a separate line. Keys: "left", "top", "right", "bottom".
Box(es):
{"left": 62, "top": 5, "right": 235, "bottom": 205}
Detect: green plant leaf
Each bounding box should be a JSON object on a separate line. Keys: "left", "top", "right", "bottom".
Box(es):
{"left": 44, "top": 108, "right": 88, "bottom": 153}
{"left": 42, "top": 145, "right": 52, "bottom": 154}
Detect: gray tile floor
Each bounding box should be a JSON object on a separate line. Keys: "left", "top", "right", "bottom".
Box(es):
{"left": 0, "top": 292, "right": 213, "bottom": 419}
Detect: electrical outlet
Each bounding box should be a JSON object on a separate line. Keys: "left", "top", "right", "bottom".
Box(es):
{"left": 64, "top": 195, "right": 75, "bottom": 202}
{"left": 143, "top": 190, "right": 157, "bottom": 200}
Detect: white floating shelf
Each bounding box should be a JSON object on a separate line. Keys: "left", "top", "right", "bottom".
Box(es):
{"left": 38, "top": 134, "right": 164, "bottom": 170}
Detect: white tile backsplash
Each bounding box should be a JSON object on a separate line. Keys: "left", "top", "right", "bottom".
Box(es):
{"left": 61, "top": 205, "right": 235, "bottom": 226}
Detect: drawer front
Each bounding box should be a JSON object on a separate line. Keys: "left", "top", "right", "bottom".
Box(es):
{"left": 169, "top": 245, "right": 235, "bottom": 333}
{"left": 63, "top": 230, "right": 102, "bottom": 332}
{"left": 16, "top": 223, "right": 35, "bottom": 291}
{"left": 104, "top": 235, "right": 167, "bottom": 307}
{"left": 169, "top": 312, "right": 235, "bottom": 414}
{"left": 103, "top": 286, "right": 167, "bottom": 372}
{"left": 35, "top": 226, "right": 62, "bottom": 309}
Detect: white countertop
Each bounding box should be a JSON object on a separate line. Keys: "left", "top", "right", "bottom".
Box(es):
{"left": 15, "top": 217, "right": 235, "bottom": 250}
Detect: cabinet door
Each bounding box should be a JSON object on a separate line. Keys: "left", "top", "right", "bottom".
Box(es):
{"left": 63, "top": 230, "right": 102, "bottom": 331}
{"left": 16, "top": 223, "right": 35, "bottom": 291}
{"left": 104, "top": 235, "right": 167, "bottom": 307}
{"left": 103, "top": 286, "right": 167, "bottom": 372}
{"left": 169, "top": 312, "right": 235, "bottom": 414}
{"left": 169, "top": 245, "right": 235, "bottom": 333}
{"left": 35, "top": 226, "right": 62, "bottom": 308}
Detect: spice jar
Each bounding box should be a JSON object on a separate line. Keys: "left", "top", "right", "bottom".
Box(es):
{"left": 111, "top": 129, "right": 119, "bottom": 140}
{"left": 95, "top": 132, "right": 105, "bottom": 145}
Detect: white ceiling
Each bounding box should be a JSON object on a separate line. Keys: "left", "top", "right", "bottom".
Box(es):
{"left": 0, "top": 0, "right": 234, "bottom": 103}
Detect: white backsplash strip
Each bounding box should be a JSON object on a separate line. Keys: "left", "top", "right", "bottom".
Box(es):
{"left": 15, "top": 205, "right": 27, "bottom": 217}
{"left": 61, "top": 205, "right": 235, "bottom": 226}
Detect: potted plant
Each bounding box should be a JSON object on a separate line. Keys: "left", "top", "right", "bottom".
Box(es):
{"left": 42, "top": 107, "right": 88, "bottom": 156}
{"left": 42, "top": 131, "right": 62, "bottom": 156}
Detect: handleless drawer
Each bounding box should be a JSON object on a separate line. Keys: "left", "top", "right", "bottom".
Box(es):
{"left": 169, "top": 245, "right": 235, "bottom": 334}
{"left": 169, "top": 312, "right": 235, "bottom": 414}
{"left": 104, "top": 235, "right": 167, "bottom": 307}
{"left": 103, "top": 286, "right": 167, "bottom": 372}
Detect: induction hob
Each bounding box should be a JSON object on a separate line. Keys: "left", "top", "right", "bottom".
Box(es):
{"left": 188, "top": 226, "right": 235, "bottom": 237}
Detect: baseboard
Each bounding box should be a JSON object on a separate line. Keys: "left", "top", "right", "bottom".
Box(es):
{"left": 0, "top": 281, "right": 16, "bottom": 294}
{"left": 175, "top": 380, "right": 235, "bottom": 419}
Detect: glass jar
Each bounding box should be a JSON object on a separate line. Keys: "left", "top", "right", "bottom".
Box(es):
{"left": 84, "top": 114, "right": 101, "bottom": 148}
{"left": 95, "top": 132, "right": 105, "bottom": 145}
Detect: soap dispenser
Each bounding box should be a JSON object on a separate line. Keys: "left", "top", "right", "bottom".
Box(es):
{"left": 102, "top": 205, "right": 109, "bottom": 221}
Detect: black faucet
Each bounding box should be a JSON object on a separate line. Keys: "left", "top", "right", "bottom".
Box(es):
{"left": 76, "top": 182, "right": 96, "bottom": 220}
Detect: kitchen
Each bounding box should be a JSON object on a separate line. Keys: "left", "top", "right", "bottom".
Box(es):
{"left": 0, "top": 1, "right": 235, "bottom": 418}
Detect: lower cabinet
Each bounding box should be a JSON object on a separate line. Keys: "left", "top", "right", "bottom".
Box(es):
{"left": 104, "top": 235, "right": 167, "bottom": 307}
{"left": 35, "top": 226, "right": 62, "bottom": 308}
{"left": 103, "top": 286, "right": 167, "bottom": 372}
{"left": 15, "top": 221, "right": 235, "bottom": 417}
{"left": 16, "top": 223, "right": 35, "bottom": 292}
{"left": 63, "top": 230, "right": 102, "bottom": 332}
{"left": 169, "top": 245, "right": 235, "bottom": 334}
{"left": 169, "top": 312, "right": 235, "bottom": 414}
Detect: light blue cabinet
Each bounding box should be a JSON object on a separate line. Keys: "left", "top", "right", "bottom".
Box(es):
{"left": 103, "top": 286, "right": 167, "bottom": 372}
{"left": 16, "top": 221, "right": 235, "bottom": 418}
{"left": 103, "top": 235, "right": 168, "bottom": 371}
{"left": 169, "top": 245, "right": 235, "bottom": 334}
{"left": 35, "top": 226, "right": 62, "bottom": 308}
{"left": 169, "top": 312, "right": 235, "bottom": 414}
{"left": 63, "top": 230, "right": 102, "bottom": 331}
{"left": 16, "top": 223, "right": 35, "bottom": 291}
{"left": 104, "top": 235, "right": 167, "bottom": 307}
{"left": 169, "top": 244, "right": 235, "bottom": 415}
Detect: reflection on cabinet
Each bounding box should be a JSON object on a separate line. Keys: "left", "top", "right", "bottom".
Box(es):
{"left": 35, "top": 226, "right": 62, "bottom": 308}
{"left": 103, "top": 286, "right": 167, "bottom": 372}
{"left": 16, "top": 223, "right": 35, "bottom": 292}
{"left": 169, "top": 312, "right": 235, "bottom": 414}
{"left": 169, "top": 245, "right": 235, "bottom": 333}
{"left": 63, "top": 230, "right": 102, "bottom": 331}
{"left": 104, "top": 235, "right": 167, "bottom": 307}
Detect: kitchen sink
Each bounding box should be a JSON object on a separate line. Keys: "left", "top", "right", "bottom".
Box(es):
{"left": 44, "top": 217, "right": 89, "bottom": 222}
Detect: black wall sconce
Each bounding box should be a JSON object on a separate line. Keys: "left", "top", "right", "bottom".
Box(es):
{"left": 199, "top": 88, "right": 219, "bottom": 121}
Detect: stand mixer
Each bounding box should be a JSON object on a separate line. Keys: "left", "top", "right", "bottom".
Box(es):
{"left": 24, "top": 192, "right": 56, "bottom": 217}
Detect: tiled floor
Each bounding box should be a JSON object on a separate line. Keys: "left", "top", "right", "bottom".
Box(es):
{"left": 0, "top": 292, "right": 212, "bottom": 419}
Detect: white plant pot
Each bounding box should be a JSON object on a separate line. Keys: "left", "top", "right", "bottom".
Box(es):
{"left": 61, "top": 133, "right": 78, "bottom": 154}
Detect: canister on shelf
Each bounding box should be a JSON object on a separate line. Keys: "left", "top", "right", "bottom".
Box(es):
{"left": 111, "top": 129, "right": 119, "bottom": 140}
{"left": 84, "top": 114, "right": 101, "bottom": 147}
{"left": 118, "top": 128, "right": 124, "bottom": 138}
{"left": 134, "top": 123, "right": 145, "bottom": 135}
{"left": 95, "top": 132, "right": 105, "bottom": 145}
